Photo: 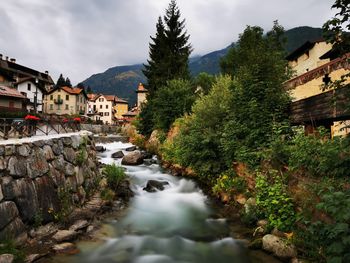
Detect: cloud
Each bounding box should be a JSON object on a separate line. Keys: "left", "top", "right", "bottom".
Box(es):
{"left": 0, "top": 0, "right": 335, "bottom": 84}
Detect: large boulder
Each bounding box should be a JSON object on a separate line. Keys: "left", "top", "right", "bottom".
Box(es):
{"left": 121, "top": 151, "right": 143, "bottom": 165}
{"left": 52, "top": 230, "right": 78, "bottom": 242}
{"left": 262, "top": 234, "right": 297, "bottom": 259}
{"left": 115, "top": 180, "right": 134, "bottom": 201}
{"left": 143, "top": 180, "right": 169, "bottom": 192}
{"left": 111, "top": 151, "right": 124, "bottom": 159}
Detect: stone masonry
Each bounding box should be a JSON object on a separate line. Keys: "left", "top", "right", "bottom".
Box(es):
{"left": 0, "top": 134, "right": 100, "bottom": 242}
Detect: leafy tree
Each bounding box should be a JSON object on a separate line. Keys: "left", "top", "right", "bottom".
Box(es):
{"left": 220, "top": 22, "right": 291, "bottom": 166}
{"left": 152, "top": 79, "right": 195, "bottom": 132}
{"left": 323, "top": 0, "right": 350, "bottom": 57}
{"left": 162, "top": 76, "right": 233, "bottom": 180}
{"left": 86, "top": 86, "right": 93, "bottom": 94}
{"left": 193, "top": 72, "right": 215, "bottom": 95}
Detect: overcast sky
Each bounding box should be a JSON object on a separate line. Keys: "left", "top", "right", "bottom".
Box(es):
{"left": 0, "top": 0, "right": 336, "bottom": 84}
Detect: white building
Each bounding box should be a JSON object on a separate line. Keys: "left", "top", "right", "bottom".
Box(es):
{"left": 16, "top": 77, "right": 45, "bottom": 113}
{"left": 87, "top": 94, "right": 116, "bottom": 124}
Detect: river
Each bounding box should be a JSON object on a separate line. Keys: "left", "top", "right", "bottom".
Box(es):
{"left": 50, "top": 141, "right": 275, "bottom": 263}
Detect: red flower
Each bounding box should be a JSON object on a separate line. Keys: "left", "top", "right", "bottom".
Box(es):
{"left": 73, "top": 117, "right": 81, "bottom": 122}
{"left": 63, "top": 118, "right": 69, "bottom": 123}
{"left": 24, "top": 115, "right": 40, "bottom": 121}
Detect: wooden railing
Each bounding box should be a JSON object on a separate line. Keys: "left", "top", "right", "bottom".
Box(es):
{"left": 0, "top": 117, "right": 81, "bottom": 140}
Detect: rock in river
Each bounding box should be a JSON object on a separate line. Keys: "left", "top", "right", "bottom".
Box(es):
{"left": 143, "top": 180, "right": 169, "bottom": 192}
{"left": 95, "top": 146, "right": 106, "bottom": 152}
{"left": 121, "top": 151, "right": 143, "bottom": 165}
{"left": 111, "top": 151, "right": 124, "bottom": 159}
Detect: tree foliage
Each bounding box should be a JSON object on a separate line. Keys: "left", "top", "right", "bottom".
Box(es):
{"left": 220, "top": 22, "right": 291, "bottom": 166}
{"left": 139, "top": 0, "right": 192, "bottom": 136}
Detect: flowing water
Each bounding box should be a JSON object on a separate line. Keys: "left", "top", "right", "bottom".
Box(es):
{"left": 52, "top": 141, "right": 253, "bottom": 263}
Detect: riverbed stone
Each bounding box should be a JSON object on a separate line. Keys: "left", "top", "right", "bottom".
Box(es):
{"left": 0, "top": 254, "right": 14, "bottom": 263}
{"left": 8, "top": 156, "right": 27, "bottom": 178}
{"left": 143, "top": 180, "right": 169, "bottom": 192}
{"left": 121, "top": 151, "right": 143, "bottom": 165}
{"left": 25, "top": 254, "right": 46, "bottom": 263}
{"left": 27, "top": 148, "right": 49, "bottom": 178}
{"left": 29, "top": 222, "right": 58, "bottom": 239}
{"left": 111, "top": 151, "right": 124, "bottom": 159}
{"left": 0, "top": 186, "right": 3, "bottom": 202}
{"left": 262, "top": 234, "right": 297, "bottom": 259}
{"left": 69, "top": 220, "right": 89, "bottom": 231}
{"left": 125, "top": 146, "right": 137, "bottom": 151}
{"left": 52, "top": 230, "right": 78, "bottom": 242}
{"left": 63, "top": 147, "right": 76, "bottom": 164}
{"left": 43, "top": 145, "right": 55, "bottom": 161}
{"left": 52, "top": 242, "right": 79, "bottom": 254}
{"left": 33, "top": 140, "right": 45, "bottom": 147}
{"left": 17, "top": 144, "right": 31, "bottom": 157}
{"left": 95, "top": 146, "right": 106, "bottom": 152}
{"left": 0, "top": 201, "right": 19, "bottom": 230}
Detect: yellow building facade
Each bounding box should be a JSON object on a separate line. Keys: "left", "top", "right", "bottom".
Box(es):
{"left": 285, "top": 40, "right": 350, "bottom": 136}
{"left": 114, "top": 98, "right": 129, "bottom": 119}
{"left": 44, "top": 86, "right": 87, "bottom": 115}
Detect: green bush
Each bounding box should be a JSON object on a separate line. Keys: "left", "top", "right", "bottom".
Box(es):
{"left": 103, "top": 163, "right": 126, "bottom": 190}
{"left": 288, "top": 129, "right": 350, "bottom": 177}
{"left": 297, "top": 189, "right": 350, "bottom": 262}
{"left": 0, "top": 239, "right": 25, "bottom": 263}
{"left": 212, "top": 169, "right": 247, "bottom": 195}
{"left": 255, "top": 170, "right": 295, "bottom": 232}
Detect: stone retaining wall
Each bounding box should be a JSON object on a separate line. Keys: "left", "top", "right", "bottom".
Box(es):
{"left": 80, "top": 124, "right": 120, "bottom": 135}
{"left": 0, "top": 134, "right": 100, "bottom": 243}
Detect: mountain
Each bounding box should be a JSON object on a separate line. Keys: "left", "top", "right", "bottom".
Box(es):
{"left": 82, "top": 26, "right": 323, "bottom": 106}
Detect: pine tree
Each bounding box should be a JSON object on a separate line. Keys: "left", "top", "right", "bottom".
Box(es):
{"left": 65, "top": 77, "right": 72, "bottom": 87}
{"left": 77, "top": 82, "right": 85, "bottom": 89}
{"left": 139, "top": 0, "right": 192, "bottom": 136}
{"left": 142, "top": 17, "right": 167, "bottom": 97}
{"left": 163, "top": 0, "right": 192, "bottom": 80}
{"left": 56, "top": 74, "right": 66, "bottom": 88}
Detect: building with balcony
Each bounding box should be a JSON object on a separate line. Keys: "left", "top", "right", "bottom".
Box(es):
{"left": 284, "top": 40, "right": 350, "bottom": 136}
{"left": 44, "top": 86, "right": 87, "bottom": 115}
{"left": 15, "top": 77, "right": 46, "bottom": 113}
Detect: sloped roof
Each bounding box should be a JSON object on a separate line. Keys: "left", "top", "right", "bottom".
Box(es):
{"left": 115, "top": 97, "right": 128, "bottom": 104}
{"left": 286, "top": 39, "right": 324, "bottom": 61}
{"left": 136, "top": 83, "right": 148, "bottom": 93}
{"left": 0, "top": 85, "right": 26, "bottom": 99}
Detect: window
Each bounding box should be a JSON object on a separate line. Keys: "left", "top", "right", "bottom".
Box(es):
{"left": 323, "top": 74, "right": 331, "bottom": 86}
{"left": 106, "top": 105, "right": 109, "bottom": 109}
{"left": 100, "top": 105, "right": 102, "bottom": 109}
{"left": 93, "top": 105, "right": 96, "bottom": 111}
{"left": 27, "top": 83, "right": 31, "bottom": 91}
{"left": 66, "top": 95, "right": 69, "bottom": 100}
{"left": 104, "top": 112, "right": 109, "bottom": 116}
{"left": 65, "top": 104, "right": 69, "bottom": 110}
{"left": 99, "top": 98, "right": 104, "bottom": 102}
{"left": 58, "top": 94, "right": 61, "bottom": 100}
{"left": 50, "top": 95, "right": 53, "bottom": 100}
{"left": 50, "top": 104, "right": 53, "bottom": 110}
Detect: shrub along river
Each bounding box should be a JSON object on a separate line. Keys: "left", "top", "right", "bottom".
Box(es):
{"left": 50, "top": 141, "right": 279, "bottom": 263}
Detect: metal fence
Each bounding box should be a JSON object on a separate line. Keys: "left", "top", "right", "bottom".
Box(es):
{"left": 0, "top": 117, "right": 81, "bottom": 140}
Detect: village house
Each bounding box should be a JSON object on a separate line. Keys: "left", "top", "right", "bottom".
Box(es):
{"left": 284, "top": 40, "right": 350, "bottom": 136}
{"left": 44, "top": 86, "right": 87, "bottom": 115}
{"left": 0, "top": 85, "right": 26, "bottom": 112}
{"left": 87, "top": 93, "right": 129, "bottom": 124}
{"left": 0, "top": 53, "right": 54, "bottom": 113}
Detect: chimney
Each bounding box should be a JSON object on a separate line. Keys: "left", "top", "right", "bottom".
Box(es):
{"left": 0, "top": 54, "right": 2, "bottom": 60}
{"left": 10, "top": 58, "right": 16, "bottom": 63}
{"left": 5, "top": 56, "right": 8, "bottom": 61}
{"left": 45, "top": 70, "right": 49, "bottom": 75}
